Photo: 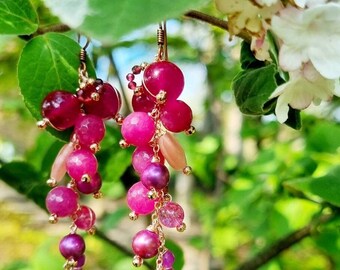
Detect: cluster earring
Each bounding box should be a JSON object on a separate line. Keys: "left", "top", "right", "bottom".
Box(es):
{"left": 121, "top": 22, "right": 195, "bottom": 269}
{"left": 38, "top": 38, "right": 122, "bottom": 269}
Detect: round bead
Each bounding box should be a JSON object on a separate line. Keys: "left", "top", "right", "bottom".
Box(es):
{"left": 46, "top": 186, "right": 78, "bottom": 217}
{"left": 66, "top": 149, "right": 98, "bottom": 181}
{"left": 77, "top": 79, "right": 103, "bottom": 103}
{"left": 132, "top": 93, "right": 155, "bottom": 113}
{"left": 41, "top": 90, "right": 81, "bottom": 130}
{"left": 74, "top": 205, "right": 96, "bottom": 230}
{"left": 75, "top": 172, "right": 102, "bottom": 194}
{"left": 75, "top": 254, "right": 86, "bottom": 268}
{"left": 143, "top": 61, "right": 184, "bottom": 101}
{"left": 74, "top": 114, "right": 106, "bottom": 147}
{"left": 132, "top": 145, "right": 164, "bottom": 175}
{"left": 160, "top": 100, "right": 193, "bottom": 133}
{"left": 141, "top": 163, "right": 170, "bottom": 190}
{"left": 132, "top": 65, "right": 142, "bottom": 74}
{"left": 126, "top": 73, "right": 135, "bottom": 81}
{"left": 162, "top": 250, "right": 175, "bottom": 269}
{"left": 127, "top": 182, "right": 155, "bottom": 215}
{"left": 128, "top": 81, "right": 137, "bottom": 90}
{"left": 59, "top": 233, "right": 85, "bottom": 260}
{"left": 159, "top": 202, "right": 184, "bottom": 228}
{"left": 132, "top": 230, "right": 160, "bottom": 259}
{"left": 121, "top": 112, "right": 155, "bottom": 146}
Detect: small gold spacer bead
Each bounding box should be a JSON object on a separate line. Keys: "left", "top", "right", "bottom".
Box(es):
{"left": 90, "top": 143, "right": 100, "bottom": 153}
{"left": 183, "top": 166, "right": 192, "bottom": 175}
{"left": 176, "top": 222, "right": 186, "bottom": 232}
{"left": 46, "top": 178, "right": 57, "bottom": 187}
{"left": 140, "top": 62, "right": 148, "bottom": 70}
{"left": 119, "top": 139, "right": 130, "bottom": 148}
{"left": 93, "top": 191, "right": 103, "bottom": 199}
{"left": 129, "top": 212, "right": 139, "bottom": 221}
{"left": 49, "top": 214, "right": 58, "bottom": 224}
{"left": 132, "top": 255, "right": 143, "bottom": 267}
{"left": 134, "top": 86, "right": 143, "bottom": 96}
{"left": 91, "top": 92, "right": 100, "bottom": 101}
{"left": 115, "top": 113, "right": 124, "bottom": 125}
{"left": 147, "top": 189, "right": 157, "bottom": 200}
{"left": 81, "top": 174, "right": 91, "bottom": 183}
{"left": 156, "top": 90, "right": 167, "bottom": 104}
{"left": 87, "top": 226, "right": 96, "bottom": 235}
{"left": 185, "top": 125, "right": 196, "bottom": 136}
{"left": 36, "top": 119, "right": 48, "bottom": 129}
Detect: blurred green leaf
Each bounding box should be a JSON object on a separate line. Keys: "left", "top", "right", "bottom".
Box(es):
{"left": 306, "top": 122, "right": 340, "bottom": 153}
{"left": 0, "top": 0, "right": 38, "bottom": 35}
{"left": 18, "top": 32, "right": 96, "bottom": 141}
{"left": 100, "top": 207, "right": 130, "bottom": 233}
{"left": 0, "top": 161, "right": 48, "bottom": 209}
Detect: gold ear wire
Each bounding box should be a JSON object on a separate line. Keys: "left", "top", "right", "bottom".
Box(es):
{"left": 156, "top": 21, "right": 168, "bottom": 61}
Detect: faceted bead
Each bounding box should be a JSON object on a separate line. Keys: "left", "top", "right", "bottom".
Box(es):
{"left": 132, "top": 230, "right": 160, "bottom": 259}
{"left": 143, "top": 61, "right": 184, "bottom": 101}
{"left": 41, "top": 90, "right": 82, "bottom": 130}
{"left": 66, "top": 149, "right": 98, "bottom": 181}
{"left": 121, "top": 112, "right": 155, "bottom": 146}
{"left": 160, "top": 100, "right": 193, "bottom": 133}
{"left": 159, "top": 202, "right": 184, "bottom": 228}
{"left": 46, "top": 186, "right": 78, "bottom": 217}
{"left": 74, "top": 205, "right": 96, "bottom": 230}
{"left": 83, "top": 83, "right": 121, "bottom": 119}
{"left": 50, "top": 142, "right": 74, "bottom": 184}
{"left": 75, "top": 172, "right": 102, "bottom": 194}
{"left": 59, "top": 233, "right": 85, "bottom": 260}
{"left": 141, "top": 162, "right": 170, "bottom": 190}
{"left": 74, "top": 114, "right": 105, "bottom": 147}
{"left": 127, "top": 182, "right": 155, "bottom": 215}
{"left": 132, "top": 145, "right": 164, "bottom": 175}
{"left": 132, "top": 92, "right": 155, "bottom": 113}
{"left": 159, "top": 132, "right": 187, "bottom": 170}
{"left": 162, "top": 250, "right": 175, "bottom": 269}
{"left": 77, "top": 79, "right": 103, "bottom": 104}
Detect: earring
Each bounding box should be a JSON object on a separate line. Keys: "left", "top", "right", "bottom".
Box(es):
{"left": 121, "top": 22, "right": 195, "bottom": 269}
{"left": 38, "top": 37, "right": 122, "bottom": 269}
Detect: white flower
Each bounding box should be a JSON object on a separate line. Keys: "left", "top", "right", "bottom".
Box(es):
{"left": 251, "top": 33, "right": 271, "bottom": 61}
{"left": 294, "top": 0, "right": 326, "bottom": 8}
{"left": 270, "top": 63, "right": 340, "bottom": 123}
{"left": 271, "top": 3, "right": 340, "bottom": 79}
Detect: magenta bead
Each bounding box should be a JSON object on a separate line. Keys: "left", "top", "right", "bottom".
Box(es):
{"left": 74, "top": 114, "right": 106, "bottom": 146}
{"left": 127, "top": 182, "right": 155, "bottom": 215}
{"left": 132, "top": 146, "right": 164, "bottom": 175}
{"left": 66, "top": 149, "right": 98, "bottom": 181}
{"left": 74, "top": 205, "right": 96, "bottom": 230}
{"left": 75, "top": 254, "right": 86, "bottom": 268}
{"left": 132, "top": 65, "right": 142, "bottom": 74}
{"left": 128, "top": 81, "right": 137, "bottom": 90}
{"left": 132, "top": 93, "right": 155, "bottom": 113}
{"left": 143, "top": 61, "right": 184, "bottom": 101}
{"left": 41, "top": 90, "right": 81, "bottom": 130}
{"left": 132, "top": 230, "right": 160, "bottom": 259}
{"left": 121, "top": 112, "right": 155, "bottom": 146}
{"left": 83, "top": 83, "right": 121, "bottom": 119}
{"left": 59, "top": 233, "right": 85, "bottom": 260}
{"left": 159, "top": 202, "right": 184, "bottom": 228}
{"left": 126, "top": 73, "right": 135, "bottom": 81}
{"left": 160, "top": 100, "right": 193, "bottom": 132}
{"left": 75, "top": 172, "right": 102, "bottom": 194}
{"left": 162, "top": 250, "right": 175, "bottom": 269}
{"left": 141, "top": 162, "right": 170, "bottom": 190}
{"left": 46, "top": 186, "right": 78, "bottom": 217}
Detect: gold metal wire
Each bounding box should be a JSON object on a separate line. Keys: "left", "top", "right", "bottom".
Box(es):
{"left": 156, "top": 21, "right": 168, "bottom": 61}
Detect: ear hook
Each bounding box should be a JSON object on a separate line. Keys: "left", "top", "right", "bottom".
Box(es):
{"left": 156, "top": 21, "right": 168, "bottom": 61}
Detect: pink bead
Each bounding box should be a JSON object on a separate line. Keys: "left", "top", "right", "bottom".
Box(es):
{"left": 132, "top": 145, "right": 164, "bottom": 175}
{"left": 128, "top": 81, "right": 137, "bottom": 90}
{"left": 159, "top": 202, "right": 184, "bottom": 228}
{"left": 75, "top": 172, "right": 102, "bottom": 194}
{"left": 126, "top": 73, "right": 135, "bottom": 81}
{"left": 74, "top": 205, "right": 96, "bottom": 230}
{"left": 132, "top": 230, "right": 160, "bottom": 259}
{"left": 132, "top": 93, "right": 155, "bottom": 113}
{"left": 66, "top": 149, "right": 98, "bottom": 181}
{"left": 141, "top": 162, "right": 170, "bottom": 190}
{"left": 159, "top": 132, "right": 187, "bottom": 170}
{"left": 162, "top": 250, "right": 175, "bottom": 269}
{"left": 50, "top": 142, "right": 74, "bottom": 183}
{"left": 121, "top": 112, "right": 155, "bottom": 146}
{"left": 46, "top": 186, "right": 78, "bottom": 217}
{"left": 143, "top": 61, "right": 184, "bottom": 101}
{"left": 74, "top": 114, "right": 106, "bottom": 147}
{"left": 127, "top": 182, "right": 155, "bottom": 215}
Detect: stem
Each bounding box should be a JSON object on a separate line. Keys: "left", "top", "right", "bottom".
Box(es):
{"left": 19, "top": 24, "right": 71, "bottom": 41}
{"left": 236, "top": 214, "right": 333, "bottom": 270}
{"left": 184, "top": 10, "right": 251, "bottom": 43}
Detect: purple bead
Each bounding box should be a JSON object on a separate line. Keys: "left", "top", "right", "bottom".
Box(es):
{"left": 126, "top": 73, "right": 135, "bottom": 81}
{"left": 74, "top": 205, "right": 96, "bottom": 230}
{"left": 46, "top": 186, "right": 78, "bottom": 217}
{"left": 74, "top": 114, "right": 105, "bottom": 147}
{"left": 59, "top": 233, "right": 85, "bottom": 260}
{"left": 162, "top": 250, "right": 175, "bottom": 269}
{"left": 132, "top": 146, "right": 164, "bottom": 175}
{"left": 132, "top": 230, "right": 160, "bottom": 259}
{"left": 159, "top": 202, "right": 184, "bottom": 228}
{"left": 75, "top": 254, "right": 86, "bottom": 268}
{"left": 75, "top": 172, "right": 102, "bottom": 194}
{"left": 141, "top": 162, "right": 169, "bottom": 190}
{"left": 66, "top": 149, "right": 98, "bottom": 181}
{"left": 126, "top": 182, "right": 155, "bottom": 215}
{"left": 121, "top": 112, "right": 155, "bottom": 146}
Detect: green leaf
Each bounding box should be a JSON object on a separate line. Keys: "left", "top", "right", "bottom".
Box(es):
{"left": 18, "top": 32, "right": 95, "bottom": 141}
{"left": 284, "top": 166, "right": 340, "bottom": 207}
{"left": 232, "top": 64, "right": 277, "bottom": 115}
{"left": 45, "top": 0, "right": 208, "bottom": 44}
{"left": 306, "top": 122, "right": 340, "bottom": 153}
{"left": 239, "top": 41, "right": 266, "bottom": 70}
{"left": 0, "top": 0, "right": 38, "bottom": 35}
{"left": 0, "top": 161, "right": 49, "bottom": 209}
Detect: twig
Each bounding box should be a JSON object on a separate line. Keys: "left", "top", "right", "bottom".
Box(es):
{"left": 236, "top": 214, "right": 333, "bottom": 270}
{"left": 19, "top": 24, "right": 71, "bottom": 41}
{"left": 184, "top": 10, "right": 252, "bottom": 43}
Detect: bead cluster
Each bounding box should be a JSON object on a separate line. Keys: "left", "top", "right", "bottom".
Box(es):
{"left": 39, "top": 50, "right": 122, "bottom": 269}
{"left": 122, "top": 59, "right": 195, "bottom": 269}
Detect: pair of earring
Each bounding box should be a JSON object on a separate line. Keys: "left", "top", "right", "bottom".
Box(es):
{"left": 38, "top": 22, "right": 194, "bottom": 270}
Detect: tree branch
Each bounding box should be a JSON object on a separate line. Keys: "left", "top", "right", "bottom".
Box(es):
{"left": 236, "top": 214, "right": 333, "bottom": 270}
{"left": 184, "top": 10, "right": 252, "bottom": 43}
{"left": 19, "top": 24, "right": 71, "bottom": 41}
